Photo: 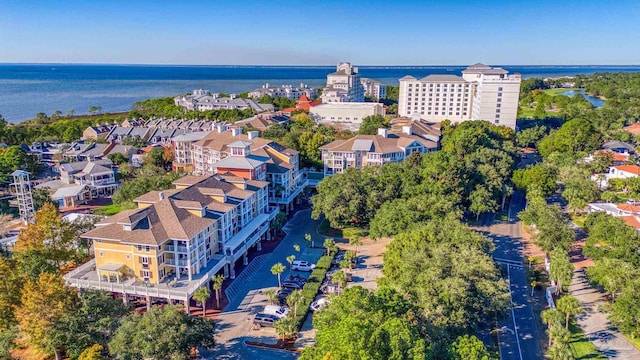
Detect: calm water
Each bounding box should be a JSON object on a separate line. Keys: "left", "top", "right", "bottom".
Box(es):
{"left": 1, "top": 64, "right": 639, "bottom": 122}
{"left": 561, "top": 89, "right": 605, "bottom": 107}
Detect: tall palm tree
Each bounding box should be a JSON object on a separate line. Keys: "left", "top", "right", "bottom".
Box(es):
{"left": 349, "top": 236, "right": 363, "bottom": 255}
{"left": 546, "top": 343, "right": 574, "bottom": 360}
{"left": 271, "top": 263, "right": 286, "bottom": 287}
{"left": 274, "top": 317, "right": 297, "bottom": 341}
{"left": 548, "top": 327, "right": 571, "bottom": 347}
{"left": 557, "top": 295, "right": 581, "bottom": 329}
{"left": 542, "top": 309, "right": 564, "bottom": 346}
{"left": 286, "top": 255, "right": 296, "bottom": 269}
{"left": 211, "top": 274, "right": 224, "bottom": 309}
{"left": 193, "top": 286, "right": 211, "bottom": 316}
{"left": 332, "top": 270, "right": 348, "bottom": 289}
{"left": 263, "top": 288, "right": 278, "bottom": 305}
{"left": 286, "top": 290, "right": 305, "bottom": 317}
{"left": 323, "top": 238, "right": 336, "bottom": 256}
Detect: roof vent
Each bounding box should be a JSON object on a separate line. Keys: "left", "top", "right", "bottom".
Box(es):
{"left": 159, "top": 191, "right": 165, "bottom": 200}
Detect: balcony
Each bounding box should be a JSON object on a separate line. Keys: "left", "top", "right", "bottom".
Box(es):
{"left": 165, "top": 245, "right": 188, "bottom": 253}
{"left": 166, "top": 258, "right": 188, "bottom": 267}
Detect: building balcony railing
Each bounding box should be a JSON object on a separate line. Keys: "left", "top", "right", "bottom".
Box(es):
{"left": 166, "top": 258, "right": 188, "bottom": 267}
{"left": 165, "top": 245, "right": 188, "bottom": 253}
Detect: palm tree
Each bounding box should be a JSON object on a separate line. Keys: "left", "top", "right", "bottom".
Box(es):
{"left": 304, "top": 233, "right": 313, "bottom": 249}
{"left": 263, "top": 288, "right": 278, "bottom": 305}
{"left": 193, "top": 286, "right": 211, "bottom": 316}
{"left": 548, "top": 327, "right": 571, "bottom": 346}
{"left": 323, "top": 238, "right": 336, "bottom": 256}
{"left": 546, "top": 343, "right": 574, "bottom": 360}
{"left": 557, "top": 295, "right": 581, "bottom": 329}
{"left": 287, "top": 255, "right": 296, "bottom": 269}
{"left": 271, "top": 263, "right": 286, "bottom": 287}
{"left": 211, "top": 274, "right": 224, "bottom": 309}
{"left": 274, "top": 317, "right": 298, "bottom": 341}
{"left": 349, "top": 236, "right": 363, "bottom": 255}
{"left": 293, "top": 244, "right": 300, "bottom": 254}
{"left": 542, "top": 309, "right": 565, "bottom": 346}
{"left": 332, "top": 270, "right": 348, "bottom": 289}
{"left": 286, "top": 290, "right": 305, "bottom": 317}
{"left": 272, "top": 212, "right": 287, "bottom": 236}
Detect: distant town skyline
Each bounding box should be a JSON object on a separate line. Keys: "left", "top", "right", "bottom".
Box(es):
{"left": 2, "top": 0, "right": 640, "bottom": 65}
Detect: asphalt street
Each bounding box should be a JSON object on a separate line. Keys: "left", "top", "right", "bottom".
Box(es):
{"left": 478, "top": 191, "right": 543, "bottom": 360}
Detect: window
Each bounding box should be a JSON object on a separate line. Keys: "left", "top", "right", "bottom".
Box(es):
{"left": 498, "top": 92, "right": 503, "bottom": 97}
{"left": 497, "top": 103, "right": 501, "bottom": 108}
{"left": 99, "top": 252, "right": 104, "bottom": 257}
{"left": 498, "top": 87, "right": 503, "bottom": 91}
{"left": 497, "top": 98, "right": 502, "bottom": 102}
{"left": 137, "top": 245, "right": 142, "bottom": 251}
{"left": 126, "top": 254, "right": 130, "bottom": 260}
{"left": 496, "top": 109, "right": 501, "bottom": 113}
{"left": 495, "top": 119, "right": 500, "bottom": 124}
{"left": 145, "top": 246, "right": 150, "bottom": 252}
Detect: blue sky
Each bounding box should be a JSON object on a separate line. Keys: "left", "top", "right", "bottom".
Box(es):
{"left": 1, "top": 0, "right": 639, "bottom": 65}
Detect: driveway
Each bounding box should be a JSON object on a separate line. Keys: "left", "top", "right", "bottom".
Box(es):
{"left": 203, "top": 209, "right": 325, "bottom": 359}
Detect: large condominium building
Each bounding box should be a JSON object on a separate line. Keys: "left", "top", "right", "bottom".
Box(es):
{"left": 248, "top": 83, "right": 317, "bottom": 100}
{"left": 310, "top": 102, "right": 386, "bottom": 131}
{"left": 188, "top": 127, "right": 305, "bottom": 211}
{"left": 398, "top": 64, "right": 521, "bottom": 129}
{"left": 174, "top": 90, "right": 274, "bottom": 113}
{"left": 65, "top": 173, "right": 276, "bottom": 311}
{"left": 361, "top": 78, "right": 387, "bottom": 100}
{"left": 319, "top": 126, "right": 439, "bottom": 176}
{"left": 321, "top": 62, "right": 365, "bottom": 103}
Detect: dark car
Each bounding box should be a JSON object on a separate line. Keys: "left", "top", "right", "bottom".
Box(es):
{"left": 281, "top": 281, "right": 304, "bottom": 290}
{"left": 285, "top": 274, "right": 307, "bottom": 285}
{"left": 253, "top": 313, "right": 280, "bottom": 328}
{"left": 277, "top": 288, "right": 294, "bottom": 305}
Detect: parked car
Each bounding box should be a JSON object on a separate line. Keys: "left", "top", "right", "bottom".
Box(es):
{"left": 320, "top": 282, "right": 342, "bottom": 295}
{"left": 281, "top": 281, "right": 304, "bottom": 290}
{"left": 331, "top": 252, "right": 345, "bottom": 265}
{"left": 285, "top": 274, "right": 307, "bottom": 284}
{"left": 277, "top": 288, "right": 293, "bottom": 305}
{"left": 253, "top": 313, "right": 280, "bottom": 328}
{"left": 325, "top": 270, "right": 352, "bottom": 282}
{"left": 291, "top": 260, "right": 316, "bottom": 272}
{"left": 310, "top": 297, "right": 330, "bottom": 312}
{"left": 263, "top": 305, "right": 289, "bottom": 318}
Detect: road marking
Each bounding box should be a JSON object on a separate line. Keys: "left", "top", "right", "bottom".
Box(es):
{"left": 494, "top": 257, "right": 522, "bottom": 266}
{"left": 507, "top": 265, "right": 524, "bottom": 360}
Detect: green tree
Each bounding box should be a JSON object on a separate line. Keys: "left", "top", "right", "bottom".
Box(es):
{"left": 193, "top": 286, "right": 211, "bottom": 316}
{"left": 144, "top": 146, "right": 165, "bottom": 167}
{"left": 379, "top": 218, "right": 508, "bottom": 336}
{"left": 263, "top": 288, "right": 278, "bottom": 305}
{"left": 107, "top": 152, "right": 129, "bottom": 165}
{"left": 549, "top": 248, "right": 574, "bottom": 295}
{"left": 587, "top": 258, "right": 636, "bottom": 299}
{"left": 556, "top": 295, "right": 581, "bottom": 330}
{"left": 332, "top": 270, "right": 348, "bottom": 289}
{"left": 511, "top": 164, "right": 557, "bottom": 196}
{"left": 357, "top": 115, "right": 389, "bottom": 135}
{"left": 542, "top": 309, "right": 565, "bottom": 347}
{"left": 271, "top": 263, "right": 286, "bottom": 288}
{"left": 349, "top": 236, "right": 362, "bottom": 255}
{"left": 274, "top": 317, "right": 298, "bottom": 340}
{"left": 304, "top": 232, "right": 313, "bottom": 249}
{"left": 211, "top": 274, "right": 224, "bottom": 309}
{"left": 449, "top": 334, "right": 497, "bottom": 360}
{"left": 109, "top": 305, "right": 215, "bottom": 360}
{"left": 323, "top": 238, "right": 335, "bottom": 256}
{"left": 301, "top": 286, "right": 428, "bottom": 360}
{"left": 610, "top": 281, "right": 640, "bottom": 338}
{"left": 469, "top": 185, "right": 496, "bottom": 220}
{"left": 77, "top": 344, "right": 106, "bottom": 360}
{"left": 583, "top": 212, "right": 640, "bottom": 264}
{"left": 286, "top": 254, "right": 296, "bottom": 269}
{"left": 546, "top": 342, "right": 574, "bottom": 360}
{"left": 286, "top": 290, "right": 305, "bottom": 318}
{"left": 562, "top": 174, "right": 599, "bottom": 214}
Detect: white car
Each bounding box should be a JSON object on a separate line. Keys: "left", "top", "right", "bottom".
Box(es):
{"left": 291, "top": 260, "right": 316, "bottom": 272}
{"left": 310, "top": 297, "right": 330, "bottom": 312}
{"left": 263, "top": 305, "right": 290, "bottom": 318}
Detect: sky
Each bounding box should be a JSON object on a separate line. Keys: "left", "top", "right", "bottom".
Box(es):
{"left": 1, "top": 0, "right": 640, "bottom": 65}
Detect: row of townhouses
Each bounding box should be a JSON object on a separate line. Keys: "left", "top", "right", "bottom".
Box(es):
{"left": 174, "top": 90, "right": 274, "bottom": 112}
{"left": 248, "top": 83, "right": 317, "bottom": 100}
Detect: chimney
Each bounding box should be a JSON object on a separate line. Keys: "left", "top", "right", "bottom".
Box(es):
{"left": 402, "top": 126, "right": 413, "bottom": 136}
{"left": 377, "top": 128, "right": 388, "bottom": 138}
{"left": 248, "top": 131, "right": 259, "bottom": 140}
{"left": 231, "top": 128, "right": 242, "bottom": 136}
{"left": 230, "top": 94, "right": 236, "bottom": 100}
{"left": 159, "top": 191, "right": 165, "bottom": 200}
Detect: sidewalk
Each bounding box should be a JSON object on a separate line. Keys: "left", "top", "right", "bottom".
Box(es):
{"left": 569, "top": 268, "right": 640, "bottom": 359}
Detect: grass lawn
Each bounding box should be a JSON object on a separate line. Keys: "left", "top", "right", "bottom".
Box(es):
{"left": 624, "top": 334, "right": 640, "bottom": 351}
{"left": 317, "top": 219, "right": 367, "bottom": 240}
{"left": 570, "top": 214, "right": 587, "bottom": 229}
{"left": 568, "top": 318, "right": 607, "bottom": 359}
{"left": 544, "top": 88, "right": 578, "bottom": 96}
{"left": 93, "top": 203, "right": 126, "bottom": 216}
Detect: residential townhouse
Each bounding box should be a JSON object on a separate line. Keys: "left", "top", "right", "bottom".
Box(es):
{"left": 319, "top": 126, "right": 439, "bottom": 176}
{"left": 82, "top": 124, "right": 116, "bottom": 140}
{"left": 360, "top": 78, "right": 387, "bottom": 100}
{"left": 248, "top": 83, "right": 317, "bottom": 100}
{"left": 172, "top": 131, "right": 213, "bottom": 173}
{"left": 174, "top": 90, "right": 274, "bottom": 112}
{"left": 65, "top": 173, "right": 276, "bottom": 311}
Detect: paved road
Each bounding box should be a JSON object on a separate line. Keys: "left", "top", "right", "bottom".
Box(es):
{"left": 202, "top": 209, "right": 324, "bottom": 360}
{"left": 477, "top": 191, "right": 543, "bottom": 360}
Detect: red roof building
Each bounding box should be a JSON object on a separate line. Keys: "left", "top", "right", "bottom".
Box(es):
{"left": 282, "top": 94, "right": 322, "bottom": 113}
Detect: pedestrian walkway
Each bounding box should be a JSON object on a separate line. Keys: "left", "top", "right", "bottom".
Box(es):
{"left": 569, "top": 268, "right": 640, "bottom": 359}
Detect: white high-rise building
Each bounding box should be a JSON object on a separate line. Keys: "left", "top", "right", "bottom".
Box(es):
{"left": 398, "top": 64, "right": 521, "bottom": 129}
{"left": 361, "top": 78, "right": 387, "bottom": 100}
{"left": 321, "top": 62, "right": 365, "bottom": 103}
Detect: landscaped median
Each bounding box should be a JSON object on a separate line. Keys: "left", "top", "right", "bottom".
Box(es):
{"left": 293, "top": 248, "right": 336, "bottom": 329}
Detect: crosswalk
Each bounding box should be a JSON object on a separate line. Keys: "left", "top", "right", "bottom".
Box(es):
{"left": 224, "top": 255, "right": 267, "bottom": 306}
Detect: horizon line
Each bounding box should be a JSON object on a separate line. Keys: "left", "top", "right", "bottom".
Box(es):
{"left": 2, "top": 62, "right": 640, "bottom": 67}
